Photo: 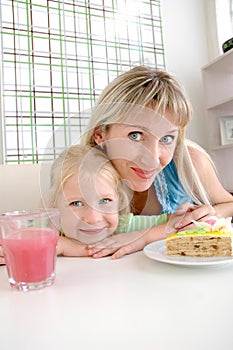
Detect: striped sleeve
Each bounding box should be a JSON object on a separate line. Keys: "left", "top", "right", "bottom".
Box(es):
{"left": 116, "top": 213, "right": 167, "bottom": 233}
{"left": 127, "top": 214, "right": 167, "bottom": 232}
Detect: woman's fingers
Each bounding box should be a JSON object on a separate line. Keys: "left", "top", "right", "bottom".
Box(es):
{"left": 90, "top": 247, "right": 117, "bottom": 258}
{"left": 89, "top": 230, "right": 147, "bottom": 251}
{"left": 174, "top": 204, "right": 216, "bottom": 230}
{"left": 175, "top": 202, "right": 196, "bottom": 215}
{"left": 88, "top": 231, "right": 148, "bottom": 259}
{"left": 112, "top": 236, "right": 146, "bottom": 259}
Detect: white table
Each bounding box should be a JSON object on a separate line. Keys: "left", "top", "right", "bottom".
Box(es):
{"left": 1, "top": 251, "right": 233, "bottom": 350}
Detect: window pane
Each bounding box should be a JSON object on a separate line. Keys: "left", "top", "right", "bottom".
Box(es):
{"left": 0, "top": 0, "right": 165, "bottom": 164}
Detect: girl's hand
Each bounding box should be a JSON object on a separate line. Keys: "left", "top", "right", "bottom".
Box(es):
{"left": 57, "top": 236, "right": 93, "bottom": 257}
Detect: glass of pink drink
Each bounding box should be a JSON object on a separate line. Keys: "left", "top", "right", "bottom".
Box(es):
{"left": 0, "top": 209, "right": 59, "bottom": 291}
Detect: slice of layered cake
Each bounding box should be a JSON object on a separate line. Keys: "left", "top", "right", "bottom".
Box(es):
{"left": 166, "top": 216, "right": 233, "bottom": 257}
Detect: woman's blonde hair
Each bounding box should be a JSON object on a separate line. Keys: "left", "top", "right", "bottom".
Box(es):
{"left": 81, "top": 65, "right": 212, "bottom": 206}
{"left": 47, "top": 144, "right": 131, "bottom": 214}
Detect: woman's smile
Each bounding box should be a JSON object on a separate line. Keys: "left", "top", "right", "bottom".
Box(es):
{"left": 131, "top": 167, "right": 157, "bottom": 179}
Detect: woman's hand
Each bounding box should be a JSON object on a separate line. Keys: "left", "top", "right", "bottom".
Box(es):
{"left": 87, "top": 222, "right": 172, "bottom": 259}
{"left": 90, "top": 209, "right": 198, "bottom": 259}
{"left": 57, "top": 236, "right": 94, "bottom": 257}
{"left": 172, "top": 202, "right": 216, "bottom": 231}
{"left": 88, "top": 230, "right": 149, "bottom": 259}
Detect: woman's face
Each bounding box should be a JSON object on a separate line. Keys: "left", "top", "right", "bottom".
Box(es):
{"left": 56, "top": 174, "right": 119, "bottom": 244}
{"left": 93, "top": 110, "right": 179, "bottom": 192}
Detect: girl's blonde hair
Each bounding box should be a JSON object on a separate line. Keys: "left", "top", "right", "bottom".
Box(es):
{"left": 47, "top": 145, "right": 131, "bottom": 214}
{"left": 81, "top": 65, "right": 212, "bottom": 206}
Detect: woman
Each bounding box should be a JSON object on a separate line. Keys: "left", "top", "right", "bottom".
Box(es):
{"left": 80, "top": 66, "right": 233, "bottom": 258}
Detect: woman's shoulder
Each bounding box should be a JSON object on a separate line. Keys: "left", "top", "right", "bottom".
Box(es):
{"left": 184, "top": 139, "right": 214, "bottom": 169}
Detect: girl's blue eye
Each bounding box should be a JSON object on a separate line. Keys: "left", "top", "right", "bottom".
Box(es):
{"left": 160, "top": 135, "right": 175, "bottom": 145}
{"left": 128, "top": 131, "right": 142, "bottom": 141}
{"left": 70, "top": 201, "right": 83, "bottom": 207}
{"left": 99, "top": 198, "right": 111, "bottom": 205}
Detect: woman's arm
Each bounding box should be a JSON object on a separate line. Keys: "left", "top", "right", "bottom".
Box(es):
{"left": 88, "top": 222, "right": 169, "bottom": 259}
{"left": 173, "top": 145, "right": 233, "bottom": 229}
{"left": 88, "top": 213, "right": 184, "bottom": 258}
{"left": 89, "top": 200, "right": 232, "bottom": 260}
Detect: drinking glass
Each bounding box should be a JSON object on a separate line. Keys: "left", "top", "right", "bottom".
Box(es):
{"left": 0, "top": 209, "right": 60, "bottom": 291}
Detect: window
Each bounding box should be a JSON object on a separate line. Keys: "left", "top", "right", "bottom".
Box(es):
{"left": 0, "top": 0, "right": 165, "bottom": 164}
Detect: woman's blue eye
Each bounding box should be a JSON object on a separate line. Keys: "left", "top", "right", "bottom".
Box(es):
{"left": 160, "top": 135, "right": 175, "bottom": 145}
{"left": 128, "top": 132, "right": 142, "bottom": 141}
{"left": 99, "top": 198, "right": 111, "bottom": 205}
{"left": 70, "top": 201, "right": 83, "bottom": 207}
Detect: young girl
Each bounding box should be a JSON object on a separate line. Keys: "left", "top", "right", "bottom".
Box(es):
{"left": 46, "top": 145, "right": 168, "bottom": 257}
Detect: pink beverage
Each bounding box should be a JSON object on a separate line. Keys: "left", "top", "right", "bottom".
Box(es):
{"left": 0, "top": 209, "right": 60, "bottom": 291}
{"left": 2, "top": 227, "right": 59, "bottom": 287}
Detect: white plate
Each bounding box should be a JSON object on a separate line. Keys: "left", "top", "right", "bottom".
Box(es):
{"left": 143, "top": 240, "right": 233, "bottom": 268}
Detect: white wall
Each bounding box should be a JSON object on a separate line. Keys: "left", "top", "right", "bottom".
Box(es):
{"left": 0, "top": 0, "right": 222, "bottom": 212}
{"left": 0, "top": 162, "right": 52, "bottom": 212}
{"left": 161, "top": 0, "right": 214, "bottom": 149}
{"left": 0, "top": 164, "right": 42, "bottom": 212}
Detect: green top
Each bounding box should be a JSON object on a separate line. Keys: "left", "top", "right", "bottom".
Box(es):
{"left": 116, "top": 213, "right": 168, "bottom": 233}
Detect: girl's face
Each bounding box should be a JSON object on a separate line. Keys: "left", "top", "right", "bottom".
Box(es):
{"left": 94, "top": 110, "right": 179, "bottom": 192}
{"left": 56, "top": 174, "right": 119, "bottom": 244}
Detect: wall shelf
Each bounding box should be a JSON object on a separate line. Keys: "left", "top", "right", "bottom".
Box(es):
{"left": 212, "top": 144, "right": 233, "bottom": 151}
{"left": 202, "top": 50, "right": 233, "bottom": 192}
